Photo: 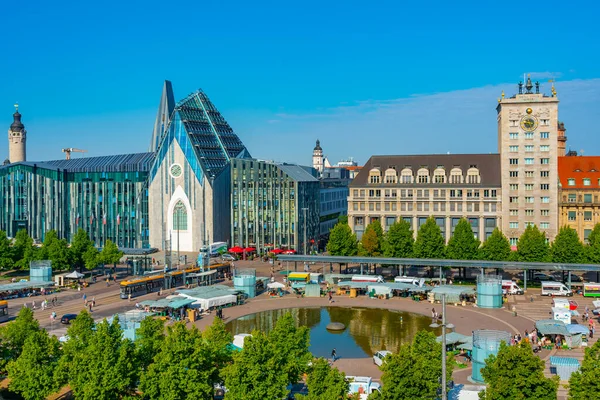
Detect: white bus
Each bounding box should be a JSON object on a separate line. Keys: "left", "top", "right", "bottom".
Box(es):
{"left": 541, "top": 281, "right": 573, "bottom": 297}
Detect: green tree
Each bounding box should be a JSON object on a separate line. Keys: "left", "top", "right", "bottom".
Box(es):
{"left": 0, "top": 230, "right": 15, "bottom": 269}
{"left": 139, "top": 322, "right": 216, "bottom": 400}
{"left": 337, "top": 215, "right": 348, "bottom": 225}
{"left": 38, "top": 230, "right": 59, "bottom": 260}
{"left": 327, "top": 222, "right": 358, "bottom": 256}
{"left": 222, "top": 331, "right": 290, "bottom": 400}
{"left": 0, "top": 307, "right": 40, "bottom": 372}
{"left": 551, "top": 226, "right": 584, "bottom": 264}
{"left": 49, "top": 239, "right": 72, "bottom": 271}
{"left": 378, "top": 331, "right": 452, "bottom": 400}
{"left": 7, "top": 330, "right": 61, "bottom": 400}
{"left": 446, "top": 218, "right": 480, "bottom": 260}
{"left": 413, "top": 217, "right": 445, "bottom": 259}
{"left": 135, "top": 316, "right": 165, "bottom": 371}
{"left": 83, "top": 245, "right": 100, "bottom": 270}
{"left": 479, "top": 341, "right": 558, "bottom": 400}
{"left": 568, "top": 340, "right": 600, "bottom": 399}
{"left": 66, "top": 316, "right": 137, "bottom": 400}
{"left": 268, "top": 313, "right": 311, "bottom": 385}
{"left": 70, "top": 228, "right": 95, "bottom": 271}
{"left": 55, "top": 311, "right": 96, "bottom": 386}
{"left": 585, "top": 223, "right": 600, "bottom": 263}
{"left": 12, "top": 229, "right": 36, "bottom": 269}
{"left": 296, "top": 358, "right": 349, "bottom": 400}
{"left": 383, "top": 219, "right": 414, "bottom": 258}
{"left": 479, "top": 228, "right": 511, "bottom": 261}
{"left": 515, "top": 225, "right": 550, "bottom": 262}
{"left": 359, "top": 227, "right": 380, "bottom": 256}
{"left": 202, "top": 316, "right": 234, "bottom": 385}
{"left": 98, "top": 239, "right": 124, "bottom": 269}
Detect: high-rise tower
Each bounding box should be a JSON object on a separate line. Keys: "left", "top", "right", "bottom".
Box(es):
{"left": 8, "top": 104, "right": 26, "bottom": 163}
{"left": 497, "top": 76, "right": 559, "bottom": 244}
{"left": 312, "top": 139, "right": 324, "bottom": 174}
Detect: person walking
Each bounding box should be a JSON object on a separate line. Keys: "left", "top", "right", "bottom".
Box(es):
{"left": 331, "top": 348, "right": 337, "bottom": 362}
{"left": 128, "top": 293, "right": 132, "bottom": 302}
{"left": 92, "top": 297, "right": 96, "bottom": 307}
{"left": 328, "top": 291, "right": 333, "bottom": 304}
{"left": 431, "top": 308, "right": 437, "bottom": 321}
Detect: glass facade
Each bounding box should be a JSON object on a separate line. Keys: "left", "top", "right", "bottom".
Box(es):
{"left": 230, "top": 159, "right": 319, "bottom": 254}
{"left": 0, "top": 153, "right": 153, "bottom": 248}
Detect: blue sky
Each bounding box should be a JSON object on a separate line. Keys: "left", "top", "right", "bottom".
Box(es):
{"left": 1, "top": 0, "right": 599, "bottom": 166}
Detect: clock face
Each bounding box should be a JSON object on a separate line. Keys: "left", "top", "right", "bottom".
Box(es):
{"left": 169, "top": 163, "right": 182, "bottom": 178}
{"left": 520, "top": 116, "right": 538, "bottom": 132}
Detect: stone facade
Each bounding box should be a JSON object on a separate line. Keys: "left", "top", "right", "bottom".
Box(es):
{"left": 497, "top": 80, "right": 559, "bottom": 244}
{"left": 8, "top": 107, "right": 26, "bottom": 163}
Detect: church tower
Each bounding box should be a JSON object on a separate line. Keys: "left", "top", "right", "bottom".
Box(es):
{"left": 8, "top": 104, "right": 26, "bottom": 163}
{"left": 312, "top": 139, "right": 324, "bottom": 175}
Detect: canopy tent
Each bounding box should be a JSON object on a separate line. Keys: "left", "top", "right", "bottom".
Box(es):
{"left": 458, "top": 336, "right": 473, "bottom": 351}
{"left": 267, "top": 282, "right": 286, "bottom": 289}
{"left": 139, "top": 296, "right": 195, "bottom": 310}
{"left": 566, "top": 324, "right": 590, "bottom": 335}
{"left": 271, "top": 248, "right": 284, "bottom": 254}
{"left": 430, "top": 286, "right": 476, "bottom": 303}
{"left": 64, "top": 271, "right": 85, "bottom": 279}
{"left": 177, "top": 285, "right": 240, "bottom": 310}
{"left": 437, "top": 332, "right": 470, "bottom": 346}
{"left": 228, "top": 246, "right": 244, "bottom": 254}
{"left": 535, "top": 319, "right": 571, "bottom": 336}
{"left": 243, "top": 247, "right": 256, "bottom": 253}
{"left": 368, "top": 285, "right": 393, "bottom": 297}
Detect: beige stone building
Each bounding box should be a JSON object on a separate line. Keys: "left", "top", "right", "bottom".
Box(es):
{"left": 7, "top": 105, "right": 26, "bottom": 164}
{"left": 497, "top": 77, "right": 560, "bottom": 245}
{"left": 558, "top": 155, "right": 600, "bottom": 243}
{"left": 347, "top": 154, "right": 502, "bottom": 242}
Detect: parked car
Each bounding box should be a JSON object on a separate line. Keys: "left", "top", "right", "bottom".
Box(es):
{"left": 373, "top": 350, "right": 392, "bottom": 366}
{"left": 61, "top": 314, "right": 78, "bottom": 324}
{"left": 221, "top": 254, "right": 237, "bottom": 262}
{"left": 551, "top": 272, "right": 584, "bottom": 283}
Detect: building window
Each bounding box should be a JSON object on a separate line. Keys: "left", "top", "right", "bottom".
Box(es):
{"left": 525, "top": 145, "right": 534, "bottom": 152}
{"left": 540, "top": 145, "right": 550, "bottom": 152}
{"left": 510, "top": 222, "right": 519, "bottom": 229}
{"left": 510, "top": 184, "right": 519, "bottom": 190}
{"left": 525, "top": 171, "right": 534, "bottom": 178}
{"left": 525, "top": 209, "right": 534, "bottom": 216}
{"left": 541, "top": 132, "right": 549, "bottom": 139}
{"left": 585, "top": 211, "right": 593, "bottom": 221}
{"left": 541, "top": 184, "right": 549, "bottom": 190}
{"left": 585, "top": 229, "right": 592, "bottom": 243}
{"left": 509, "top": 145, "right": 519, "bottom": 152}
{"left": 510, "top": 209, "right": 518, "bottom": 216}
{"left": 173, "top": 201, "right": 187, "bottom": 230}
{"left": 353, "top": 203, "right": 358, "bottom": 211}
{"left": 584, "top": 194, "right": 592, "bottom": 203}
{"left": 568, "top": 178, "right": 575, "bottom": 186}
{"left": 525, "top": 197, "right": 534, "bottom": 203}
{"left": 541, "top": 196, "right": 550, "bottom": 203}
{"left": 509, "top": 158, "right": 519, "bottom": 165}
{"left": 568, "top": 194, "right": 576, "bottom": 203}
{"left": 370, "top": 175, "right": 380, "bottom": 184}
{"left": 525, "top": 184, "right": 533, "bottom": 191}
{"left": 584, "top": 178, "right": 591, "bottom": 186}
{"left": 540, "top": 222, "right": 550, "bottom": 229}
{"left": 541, "top": 209, "right": 549, "bottom": 216}
{"left": 510, "top": 196, "right": 519, "bottom": 203}
{"left": 525, "top": 132, "right": 534, "bottom": 139}
{"left": 541, "top": 171, "right": 549, "bottom": 178}
{"left": 510, "top": 171, "right": 518, "bottom": 178}
{"left": 510, "top": 132, "right": 519, "bottom": 139}
{"left": 541, "top": 158, "right": 550, "bottom": 165}
{"left": 525, "top": 158, "right": 534, "bottom": 165}
{"left": 510, "top": 238, "right": 518, "bottom": 246}
{"left": 541, "top": 119, "right": 550, "bottom": 126}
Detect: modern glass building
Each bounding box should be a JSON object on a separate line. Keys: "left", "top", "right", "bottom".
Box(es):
{"left": 0, "top": 153, "right": 153, "bottom": 247}
{"left": 230, "top": 158, "right": 320, "bottom": 254}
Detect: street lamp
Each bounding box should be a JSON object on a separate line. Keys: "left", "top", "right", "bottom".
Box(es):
{"left": 302, "top": 207, "right": 308, "bottom": 255}
{"left": 429, "top": 293, "right": 455, "bottom": 400}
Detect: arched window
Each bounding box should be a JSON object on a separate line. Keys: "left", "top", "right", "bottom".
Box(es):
{"left": 433, "top": 167, "right": 446, "bottom": 183}
{"left": 369, "top": 168, "right": 381, "bottom": 184}
{"left": 466, "top": 168, "right": 480, "bottom": 184}
{"left": 384, "top": 168, "right": 397, "bottom": 184}
{"left": 173, "top": 201, "right": 187, "bottom": 230}
{"left": 400, "top": 168, "right": 413, "bottom": 184}
{"left": 417, "top": 168, "right": 430, "bottom": 184}
{"left": 450, "top": 167, "right": 463, "bottom": 184}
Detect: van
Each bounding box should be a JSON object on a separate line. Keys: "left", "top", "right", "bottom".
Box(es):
{"left": 541, "top": 281, "right": 573, "bottom": 297}
{"left": 351, "top": 275, "right": 384, "bottom": 283}
{"left": 346, "top": 376, "right": 381, "bottom": 399}
{"left": 394, "top": 276, "right": 425, "bottom": 287}
{"left": 501, "top": 280, "right": 523, "bottom": 295}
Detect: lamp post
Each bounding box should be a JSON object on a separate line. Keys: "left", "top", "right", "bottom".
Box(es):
{"left": 302, "top": 207, "right": 308, "bottom": 255}
{"left": 429, "top": 293, "right": 455, "bottom": 400}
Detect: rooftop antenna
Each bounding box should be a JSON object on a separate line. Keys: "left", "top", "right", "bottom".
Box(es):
{"left": 13, "top": 103, "right": 18, "bottom": 112}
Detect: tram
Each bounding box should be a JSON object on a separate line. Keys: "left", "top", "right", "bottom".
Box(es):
{"left": 119, "top": 266, "right": 202, "bottom": 299}
{"left": 0, "top": 300, "right": 9, "bottom": 323}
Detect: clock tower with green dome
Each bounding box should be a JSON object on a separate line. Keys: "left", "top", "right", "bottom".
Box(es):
{"left": 497, "top": 75, "right": 560, "bottom": 244}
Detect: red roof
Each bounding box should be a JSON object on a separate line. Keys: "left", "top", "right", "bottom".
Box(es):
{"left": 558, "top": 156, "right": 600, "bottom": 189}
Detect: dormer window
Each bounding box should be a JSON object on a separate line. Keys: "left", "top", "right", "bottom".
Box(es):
{"left": 369, "top": 168, "right": 381, "bottom": 184}
{"left": 568, "top": 178, "right": 575, "bottom": 186}
{"left": 417, "top": 168, "right": 430, "bottom": 184}
{"left": 400, "top": 168, "right": 413, "bottom": 184}
{"left": 583, "top": 178, "right": 591, "bottom": 186}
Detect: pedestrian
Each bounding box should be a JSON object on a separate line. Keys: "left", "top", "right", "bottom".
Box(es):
{"left": 331, "top": 348, "right": 337, "bottom": 362}
{"left": 128, "top": 293, "right": 132, "bottom": 302}
{"left": 113, "top": 275, "right": 117, "bottom": 283}
{"left": 88, "top": 303, "right": 92, "bottom": 312}
{"left": 106, "top": 278, "right": 110, "bottom": 287}
{"left": 328, "top": 291, "right": 333, "bottom": 304}
{"left": 431, "top": 308, "right": 437, "bottom": 321}
{"left": 92, "top": 297, "right": 96, "bottom": 307}
{"left": 32, "top": 300, "right": 36, "bottom": 310}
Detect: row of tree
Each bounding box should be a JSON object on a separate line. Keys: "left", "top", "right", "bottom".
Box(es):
{"left": 327, "top": 216, "right": 600, "bottom": 264}
{"left": 2, "top": 307, "right": 600, "bottom": 399}
{"left": 0, "top": 228, "right": 123, "bottom": 271}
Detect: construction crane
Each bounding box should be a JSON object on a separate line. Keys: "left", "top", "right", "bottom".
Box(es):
{"left": 62, "top": 148, "right": 88, "bottom": 160}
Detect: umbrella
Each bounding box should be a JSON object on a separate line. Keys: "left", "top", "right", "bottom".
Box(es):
{"left": 283, "top": 249, "right": 297, "bottom": 254}
{"left": 267, "top": 282, "right": 286, "bottom": 289}
{"left": 64, "top": 270, "right": 84, "bottom": 279}
{"left": 243, "top": 247, "right": 256, "bottom": 253}
{"left": 271, "top": 248, "right": 284, "bottom": 254}
{"left": 228, "top": 246, "right": 244, "bottom": 254}
{"left": 566, "top": 324, "right": 590, "bottom": 335}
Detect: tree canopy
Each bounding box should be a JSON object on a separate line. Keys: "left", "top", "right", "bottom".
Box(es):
{"left": 99, "top": 239, "right": 124, "bottom": 267}
{"left": 296, "top": 358, "right": 348, "bottom": 400}
{"left": 586, "top": 223, "right": 600, "bottom": 263}
{"left": 13, "top": 229, "right": 36, "bottom": 270}
{"left": 479, "top": 341, "right": 558, "bottom": 400}
{"left": 70, "top": 228, "right": 96, "bottom": 271}
{"left": 550, "top": 226, "right": 585, "bottom": 264}
{"left": 479, "top": 228, "right": 511, "bottom": 261}
{"left": 359, "top": 224, "right": 381, "bottom": 256}
{"left": 446, "top": 218, "right": 480, "bottom": 260}
{"left": 568, "top": 340, "right": 600, "bottom": 399}
{"left": 383, "top": 219, "right": 414, "bottom": 258}
{"left": 0, "top": 229, "right": 14, "bottom": 269}
{"left": 0, "top": 306, "right": 41, "bottom": 372}
{"left": 378, "top": 331, "right": 453, "bottom": 400}
{"left": 514, "top": 225, "right": 550, "bottom": 262}
{"left": 327, "top": 222, "right": 358, "bottom": 256}
{"left": 413, "top": 217, "right": 445, "bottom": 259}
{"left": 135, "top": 316, "right": 166, "bottom": 372}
